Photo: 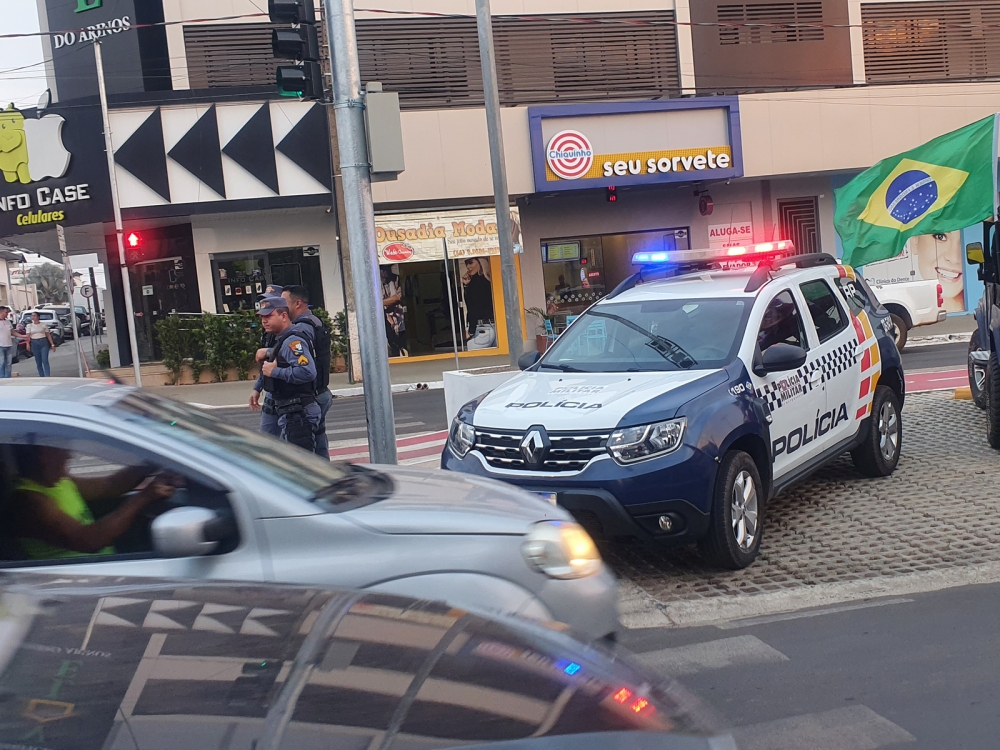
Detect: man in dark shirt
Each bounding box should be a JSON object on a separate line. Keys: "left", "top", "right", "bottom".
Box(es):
{"left": 282, "top": 285, "right": 333, "bottom": 459}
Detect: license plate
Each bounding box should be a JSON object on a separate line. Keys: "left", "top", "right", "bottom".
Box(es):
{"left": 536, "top": 492, "right": 558, "bottom": 506}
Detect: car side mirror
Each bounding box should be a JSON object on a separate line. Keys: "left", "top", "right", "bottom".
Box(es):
{"left": 518, "top": 351, "right": 541, "bottom": 370}
{"left": 966, "top": 242, "right": 985, "bottom": 265}
{"left": 759, "top": 343, "right": 807, "bottom": 374}
{"left": 151, "top": 506, "right": 231, "bottom": 558}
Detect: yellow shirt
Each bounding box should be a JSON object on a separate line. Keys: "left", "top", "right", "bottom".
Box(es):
{"left": 17, "top": 478, "right": 114, "bottom": 559}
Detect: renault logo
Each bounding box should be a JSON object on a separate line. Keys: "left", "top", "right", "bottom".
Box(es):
{"left": 520, "top": 426, "right": 550, "bottom": 466}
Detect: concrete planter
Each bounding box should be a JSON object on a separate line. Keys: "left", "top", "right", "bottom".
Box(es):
{"left": 443, "top": 365, "right": 519, "bottom": 423}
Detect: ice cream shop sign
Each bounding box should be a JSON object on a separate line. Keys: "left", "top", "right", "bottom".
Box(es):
{"left": 529, "top": 98, "right": 743, "bottom": 192}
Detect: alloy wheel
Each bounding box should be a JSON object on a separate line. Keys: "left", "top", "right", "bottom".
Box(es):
{"left": 731, "top": 470, "right": 758, "bottom": 552}
{"left": 878, "top": 400, "right": 899, "bottom": 462}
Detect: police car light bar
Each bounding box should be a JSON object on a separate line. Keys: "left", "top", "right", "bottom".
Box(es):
{"left": 632, "top": 240, "right": 795, "bottom": 266}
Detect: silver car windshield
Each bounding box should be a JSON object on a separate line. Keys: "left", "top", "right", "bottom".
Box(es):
{"left": 111, "top": 391, "right": 351, "bottom": 499}
{"left": 539, "top": 298, "right": 751, "bottom": 373}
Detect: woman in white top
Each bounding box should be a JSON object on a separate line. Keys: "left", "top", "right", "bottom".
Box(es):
{"left": 25, "top": 312, "right": 56, "bottom": 377}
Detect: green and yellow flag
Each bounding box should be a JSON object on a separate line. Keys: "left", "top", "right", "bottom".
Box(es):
{"left": 835, "top": 115, "right": 996, "bottom": 267}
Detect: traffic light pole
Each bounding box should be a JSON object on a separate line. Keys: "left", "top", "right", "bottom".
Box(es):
{"left": 475, "top": 0, "right": 523, "bottom": 367}
{"left": 323, "top": 0, "right": 397, "bottom": 464}
{"left": 95, "top": 42, "right": 143, "bottom": 386}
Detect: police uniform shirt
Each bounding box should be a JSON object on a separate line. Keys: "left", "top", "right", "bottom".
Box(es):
{"left": 271, "top": 333, "right": 317, "bottom": 385}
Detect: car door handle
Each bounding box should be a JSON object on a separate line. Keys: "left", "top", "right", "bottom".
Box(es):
{"left": 808, "top": 371, "right": 822, "bottom": 385}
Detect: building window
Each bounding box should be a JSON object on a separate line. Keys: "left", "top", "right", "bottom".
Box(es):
{"left": 717, "top": 2, "right": 824, "bottom": 45}
{"left": 210, "top": 247, "right": 324, "bottom": 314}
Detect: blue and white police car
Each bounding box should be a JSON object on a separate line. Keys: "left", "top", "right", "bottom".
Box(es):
{"left": 442, "top": 243, "right": 905, "bottom": 569}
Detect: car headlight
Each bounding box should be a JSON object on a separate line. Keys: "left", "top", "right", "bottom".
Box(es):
{"left": 522, "top": 520, "right": 602, "bottom": 579}
{"left": 607, "top": 418, "right": 686, "bottom": 464}
{"left": 448, "top": 416, "right": 476, "bottom": 458}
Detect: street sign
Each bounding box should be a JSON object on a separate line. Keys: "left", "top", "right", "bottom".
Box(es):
{"left": 81, "top": 284, "right": 94, "bottom": 298}
{"left": 142, "top": 285, "right": 153, "bottom": 296}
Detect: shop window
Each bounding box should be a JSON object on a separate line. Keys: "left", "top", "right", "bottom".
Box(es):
{"left": 380, "top": 256, "right": 499, "bottom": 358}
{"left": 542, "top": 228, "right": 689, "bottom": 329}
{"left": 211, "top": 247, "right": 324, "bottom": 314}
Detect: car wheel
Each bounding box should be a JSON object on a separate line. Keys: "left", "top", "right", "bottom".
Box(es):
{"left": 698, "top": 450, "right": 763, "bottom": 570}
{"left": 889, "top": 313, "right": 908, "bottom": 351}
{"left": 851, "top": 385, "right": 902, "bottom": 476}
{"left": 987, "top": 353, "right": 1000, "bottom": 449}
{"left": 969, "top": 330, "right": 989, "bottom": 410}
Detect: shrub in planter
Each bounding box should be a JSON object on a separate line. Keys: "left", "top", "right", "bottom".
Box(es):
{"left": 95, "top": 348, "right": 110, "bottom": 369}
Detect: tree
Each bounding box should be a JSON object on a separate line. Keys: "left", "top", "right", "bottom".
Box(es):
{"left": 26, "top": 263, "right": 68, "bottom": 304}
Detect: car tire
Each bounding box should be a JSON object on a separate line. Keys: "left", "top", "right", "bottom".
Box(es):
{"left": 987, "top": 353, "right": 1000, "bottom": 449}
{"left": 851, "top": 385, "right": 902, "bottom": 477}
{"left": 969, "top": 330, "right": 989, "bottom": 410}
{"left": 889, "top": 313, "right": 908, "bottom": 351}
{"left": 698, "top": 450, "right": 763, "bottom": 570}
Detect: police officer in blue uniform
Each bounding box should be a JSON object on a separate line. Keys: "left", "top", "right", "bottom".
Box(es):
{"left": 249, "top": 285, "right": 284, "bottom": 436}
{"left": 256, "top": 295, "right": 322, "bottom": 451}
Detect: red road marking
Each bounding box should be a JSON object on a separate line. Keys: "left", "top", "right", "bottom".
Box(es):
{"left": 906, "top": 368, "right": 968, "bottom": 393}
{"left": 328, "top": 429, "right": 449, "bottom": 458}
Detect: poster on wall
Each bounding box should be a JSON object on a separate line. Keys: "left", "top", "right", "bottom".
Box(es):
{"left": 375, "top": 207, "right": 522, "bottom": 264}
{"left": 861, "top": 231, "right": 966, "bottom": 313}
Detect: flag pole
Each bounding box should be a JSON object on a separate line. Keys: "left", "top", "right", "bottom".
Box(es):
{"left": 993, "top": 113, "right": 999, "bottom": 221}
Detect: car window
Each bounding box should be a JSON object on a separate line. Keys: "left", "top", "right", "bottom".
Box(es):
{"left": 757, "top": 289, "right": 808, "bottom": 352}
{"left": 800, "top": 279, "right": 848, "bottom": 343}
{"left": 539, "top": 298, "right": 751, "bottom": 372}
{"left": 833, "top": 276, "right": 871, "bottom": 316}
{"left": 0, "top": 425, "right": 238, "bottom": 565}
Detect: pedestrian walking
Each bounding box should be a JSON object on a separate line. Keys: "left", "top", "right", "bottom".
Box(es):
{"left": 256, "top": 295, "right": 321, "bottom": 452}
{"left": 25, "top": 312, "right": 55, "bottom": 377}
{"left": 0, "top": 307, "right": 15, "bottom": 378}
{"left": 282, "top": 285, "right": 333, "bottom": 459}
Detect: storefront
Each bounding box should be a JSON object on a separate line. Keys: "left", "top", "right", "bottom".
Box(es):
{"left": 374, "top": 207, "right": 524, "bottom": 362}
{"left": 210, "top": 245, "right": 324, "bottom": 314}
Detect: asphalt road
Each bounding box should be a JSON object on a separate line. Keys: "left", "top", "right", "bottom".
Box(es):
{"left": 621, "top": 583, "right": 1000, "bottom": 749}
{"left": 901, "top": 341, "right": 967, "bottom": 371}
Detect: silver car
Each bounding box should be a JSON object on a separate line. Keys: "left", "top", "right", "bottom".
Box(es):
{"left": 0, "top": 380, "right": 618, "bottom": 640}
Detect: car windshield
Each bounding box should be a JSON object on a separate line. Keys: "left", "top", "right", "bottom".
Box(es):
{"left": 109, "top": 391, "right": 368, "bottom": 504}
{"left": 540, "top": 297, "right": 751, "bottom": 372}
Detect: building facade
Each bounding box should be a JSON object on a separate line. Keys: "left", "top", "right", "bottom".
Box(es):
{"left": 3, "top": 0, "right": 998, "bottom": 368}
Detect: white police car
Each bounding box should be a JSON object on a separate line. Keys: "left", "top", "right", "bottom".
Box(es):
{"left": 443, "top": 244, "right": 904, "bottom": 569}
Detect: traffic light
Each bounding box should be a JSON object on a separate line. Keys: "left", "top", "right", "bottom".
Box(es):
{"left": 126, "top": 231, "right": 142, "bottom": 249}
{"left": 270, "top": 0, "right": 322, "bottom": 100}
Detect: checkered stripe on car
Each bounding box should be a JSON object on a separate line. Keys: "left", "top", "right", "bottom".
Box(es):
{"left": 815, "top": 340, "right": 859, "bottom": 383}
{"left": 755, "top": 342, "right": 857, "bottom": 411}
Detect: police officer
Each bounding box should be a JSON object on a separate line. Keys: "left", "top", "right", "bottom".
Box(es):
{"left": 250, "top": 286, "right": 283, "bottom": 435}
{"left": 256, "top": 295, "right": 321, "bottom": 451}
{"left": 281, "top": 285, "right": 332, "bottom": 458}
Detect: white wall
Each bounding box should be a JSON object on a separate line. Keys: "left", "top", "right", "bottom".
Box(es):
{"left": 189, "top": 208, "right": 344, "bottom": 316}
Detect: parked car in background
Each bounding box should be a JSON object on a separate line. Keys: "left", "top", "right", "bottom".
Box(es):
{"left": 16, "top": 309, "right": 64, "bottom": 346}
{"left": 862, "top": 278, "right": 944, "bottom": 350}
{"left": 0, "top": 574, "right": 727, "bottom": 750}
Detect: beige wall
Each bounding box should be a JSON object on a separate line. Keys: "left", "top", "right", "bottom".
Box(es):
{"left": 189, "top": 209, "right": 344, "bottom": 315}
{"left": 739, "top": 82, "right": 1000, "bottom": 178}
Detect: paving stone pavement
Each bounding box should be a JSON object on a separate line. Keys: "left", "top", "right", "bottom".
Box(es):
{"left": 603, "top": 391, "right": 1000, "bottom": 606}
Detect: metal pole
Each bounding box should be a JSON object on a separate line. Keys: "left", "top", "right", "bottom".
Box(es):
{"left": 441, "top": 240, "right": 460, "bottom": 371}
{"left": 95, "top": 42, "right": 142, "bottom": 387}
{"left": 475, "top": 0, "right": 523, "bottom": 367}
{"left": 89, "top": 266, "right": 102, "bottom": 341}
{"left": 324, "top": 0, "right": 397, "bottom": 464}
{"left": 56, "top": 225, "right": 84, "bottom": 378}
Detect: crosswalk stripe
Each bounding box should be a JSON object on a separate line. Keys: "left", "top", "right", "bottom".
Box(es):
{"left": 639, "top": 635, "right": 788, "bottom": 676}
{"left": 327, "top": 430, "right": 448, "bottom": 464}
{"left": 732, "top": 705, "right": 915, "bottom": 750}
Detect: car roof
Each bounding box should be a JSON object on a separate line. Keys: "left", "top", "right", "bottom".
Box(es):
{"left": 0, "top": 380, "right": 129, "bottom": 416}
{"left": 603, "top": 264, "right": 828, "bottom": 305}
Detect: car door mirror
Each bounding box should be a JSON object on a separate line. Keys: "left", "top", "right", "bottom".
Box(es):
{"left": 760, "top": 343, "right": 807, "bottom": 374}
{"left": 518, "top": 351, "right": 541, "bottom": 370}
{"left": 152, "top": 506, "right": 230, "bottom": 558}
{"left": 966, "top": 242, "right": 985, "bottom": 265}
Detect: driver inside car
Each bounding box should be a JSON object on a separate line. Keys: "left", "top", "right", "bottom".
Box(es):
{"left": 11, "top": 445, "right": 177, "bottom": 559}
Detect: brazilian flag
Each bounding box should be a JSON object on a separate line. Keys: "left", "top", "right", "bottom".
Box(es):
{"left": 835, "top": 115, "right": 996, "bottom": 267}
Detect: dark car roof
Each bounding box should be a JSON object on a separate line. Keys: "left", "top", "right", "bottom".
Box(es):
{"left": 0, "top": 575, "right": 721, "bottom": 750}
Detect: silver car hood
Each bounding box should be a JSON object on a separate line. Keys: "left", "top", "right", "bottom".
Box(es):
{"left": 346, "top": 464, "right": 568, "bottom": 535}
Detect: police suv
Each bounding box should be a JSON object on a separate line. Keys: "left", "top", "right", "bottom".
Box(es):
{"left": 442, "top": 244, "right": 905, "bottom": 569}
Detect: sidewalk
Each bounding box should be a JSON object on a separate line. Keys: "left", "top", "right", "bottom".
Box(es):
{"left": 147, "top": 353, "right": 512, "bottom": 406}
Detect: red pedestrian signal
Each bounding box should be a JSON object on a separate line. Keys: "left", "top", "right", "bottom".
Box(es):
{"left": 126, "top": 231, "right": 142, "bottom": 249}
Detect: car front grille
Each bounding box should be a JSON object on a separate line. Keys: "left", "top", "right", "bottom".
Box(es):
{"left": 474, "top": 428, "right": 610, "bottom": 472}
